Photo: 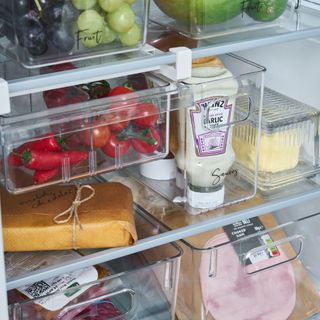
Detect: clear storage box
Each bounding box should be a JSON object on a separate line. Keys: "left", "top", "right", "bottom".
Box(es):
{"left": 7, "top": 201, "right": 182, "bottom": 320}
{"left": 132, "top": 54, "right": 265, "bottom": 214}
{"left": 150, "top": 0, "right": 298, "bottom": 40}
{"left": 0, "top": 71, "right": 192, "bottom": 194}
{"left": 0, "top": 0, "right": 150, "bottom": 68}
{"left": 233, "top": 87, "right": 320, "bottom": 195}
{"left": 176, "top": 212, "right": 320, "bottom": 320}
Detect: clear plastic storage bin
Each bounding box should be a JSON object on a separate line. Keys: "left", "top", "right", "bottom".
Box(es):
{"left": 233, "top": 87, "right": 320, "bottom": 195}
{"left": 0, "top": 0, "right": 150, "bottom": 68}
{"left": 150, "top": 0, "right": 298, "bottom": 40}
{"left": 133, "top": 54, "right": 265, "bottom": 214}
{"left": 7, "top": 201, "right": 182, "bottom": 320}
{"left": 0, "top": 71, "right": 192, "bottom": 194}
{"left": 176, "top": 212, "right": 320, "bottom": 320}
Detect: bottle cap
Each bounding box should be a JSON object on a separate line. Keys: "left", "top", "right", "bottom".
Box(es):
{"left": 187, "top": 185, "right": 225, "bottom": 210}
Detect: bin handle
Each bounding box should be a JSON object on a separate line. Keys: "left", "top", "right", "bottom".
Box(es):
{"left": 62, "top": 288, "right": 135, "bottom": 319}
{"left": 204, "top": 92, "right": 252, "bottom": 131}
{"left": 242, "top": 234, "right": 304, "bottom": 275}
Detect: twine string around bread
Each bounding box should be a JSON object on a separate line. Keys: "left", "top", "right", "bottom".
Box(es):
{"left": 53, "top": 184, "right": 95, "bottom": 248}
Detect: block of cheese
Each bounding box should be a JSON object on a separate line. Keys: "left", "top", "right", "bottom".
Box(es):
{"left": 233, "top": 126, "right": 300, "bottom": 173}
{"left": 2, "top": 182, "right": 137, "bottom": 251}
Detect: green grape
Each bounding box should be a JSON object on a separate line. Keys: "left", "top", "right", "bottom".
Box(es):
{"left": 107, "top": 4, "right": 135, "bottom": 33}
{"left": 98, "top": 0, "right": 125, "bottom": 12}
{"left": 72, "top": 0, "right": 97, "bottom": 10}
{"left": 124, "top": 0, "right": 136, "bottom": 4}
{"left": 118, "top": 23, "right": 141, "bottom": 46}
{"left": 77, "top": 10, "right": 104, "bottom": 33}
{"left": 102, "top": 24, "right": 116, "bottom": 43}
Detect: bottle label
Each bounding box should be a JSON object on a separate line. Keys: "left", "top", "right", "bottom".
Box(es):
{"left": 190, "top": 96, "right": 232, "bottom": 157}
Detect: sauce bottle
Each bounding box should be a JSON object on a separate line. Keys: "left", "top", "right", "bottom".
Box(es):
{"left": 175, "top": 56, "right": 239, "bottom": 211}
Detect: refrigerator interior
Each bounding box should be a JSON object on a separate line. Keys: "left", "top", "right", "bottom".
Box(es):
{"left": 0, "top": 10, "right": 320, "bottom": 320}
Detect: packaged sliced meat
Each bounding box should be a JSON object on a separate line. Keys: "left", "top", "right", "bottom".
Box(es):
{"left": 8, "top": 284, "right": 123, "bottom": 320}
{"left": 199, "top": 232, "right": 296, "bottom": 320}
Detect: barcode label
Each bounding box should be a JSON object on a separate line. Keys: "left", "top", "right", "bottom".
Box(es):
{"left": 18, "top": 267, "right": 98, "bottom": 311}
{"left": 25, "top": 281, "right": 51, "bottom": 298}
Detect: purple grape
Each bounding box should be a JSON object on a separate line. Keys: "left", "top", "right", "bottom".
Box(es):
{"left": 47, "top": 23, "right": 74, "bottom": 53}
{"left": 16, "top": 11, "right": 48, "bottom": 55}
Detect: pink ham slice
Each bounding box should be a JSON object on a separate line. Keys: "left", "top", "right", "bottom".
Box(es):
{"left": 199, "top": 233, "right": 296, "bottom": 320}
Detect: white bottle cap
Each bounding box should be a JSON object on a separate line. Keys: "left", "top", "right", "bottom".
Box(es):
{"left": 187, "top": 185, "right": 225, "bottom": 210}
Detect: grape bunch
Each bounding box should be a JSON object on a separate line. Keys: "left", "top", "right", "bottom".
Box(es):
{"left": 0, "top": 0, "right": 141, "bottom": 58}
{"left": 7, "top": 0, "right": 80, "bottom": 56}
{"left": 72, "top": 0, "right": 141, "bottom": 48}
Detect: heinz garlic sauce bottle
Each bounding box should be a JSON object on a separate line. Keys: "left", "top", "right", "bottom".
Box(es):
{"left": 175, "top": 56, "right": 239, "bottom": 212}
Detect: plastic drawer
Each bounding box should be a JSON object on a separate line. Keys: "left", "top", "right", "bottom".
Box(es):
{"left": 0, "top": 71, "right": 192, "bottom": 194}
{"left": 0, "top": 0, "right": 150, "bottom": 68}
{"left": 233, "top": 88, "right": 320, "bottom": 196}
{"left": 176, "top": 212, "right": 320, "bottom": 320}
{"left": 6, "top": 203, "right": 182, "bottom": 320}
{"left": 131, "top": 54, "right": 265, "bottom": 214}
{"left": 149, "top": 0, "right": 299, "bottom": 40}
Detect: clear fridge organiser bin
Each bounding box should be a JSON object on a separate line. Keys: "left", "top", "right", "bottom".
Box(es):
{"left": 176, "top": 212, "right": 320, "bottom": 320}
{"left": 0, "top": 0, "right": 150, "bottom": 68}
{"left": 0, "top": 71, "right": 192, "bottom": 194}
{"left": 149, "top": 0, "right": 299, "bottom": 40}
{"left": 232, "top": 87, "right": 320, "bottom": 195}
{"left": 6, "top": 198, "right": 182, "bottom": 320}
{"left": 133, "top": 54, "right": 265, "bottom": 215}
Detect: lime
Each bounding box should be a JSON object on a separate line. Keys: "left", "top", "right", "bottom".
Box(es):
{"left": 245, "top": 0, "right": 287, "bottom": 21}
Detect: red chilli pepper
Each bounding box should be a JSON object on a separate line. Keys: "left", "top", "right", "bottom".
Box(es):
{"left": 26, "top": 133, "right": 62, "bottom": 152}
{"left": 8, "top": 153, "right": 23, "bottom": 167}
{"left": 22, "top": 150, "right": 88, "bottom": 170}
{"left": 8, "top": 133, "right": 63, "bottom": 167}
{"left": 33, "top": 168, "right": 59, "bottom": 184}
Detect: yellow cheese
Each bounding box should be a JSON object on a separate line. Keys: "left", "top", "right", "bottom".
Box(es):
{"left": 233, "top": 126, "right": 300, "bottom": 173}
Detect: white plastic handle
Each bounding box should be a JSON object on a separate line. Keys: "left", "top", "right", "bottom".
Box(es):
{"left": 0, "top": 78, "right": 10, "bottom": 115}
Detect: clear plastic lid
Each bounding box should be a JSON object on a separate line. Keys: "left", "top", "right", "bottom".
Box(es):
{"left": 235, "top": 87, "right": 319, "bottom": 146}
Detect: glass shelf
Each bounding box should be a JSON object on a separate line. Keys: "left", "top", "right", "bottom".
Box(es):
{"left": 6, "top": 172, "right": 320, "bottom": 291}
{"left": 0, "top": 3, "right": 319, "bottom": 97}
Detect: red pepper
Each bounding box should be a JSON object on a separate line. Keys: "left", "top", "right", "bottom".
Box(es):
{"left": 22, "top": 150, "right": 88, "bottom": 170}
{"left": 8, "top": 153, "right": 23, "bottom": 167}
{"left": 25, "top": 133, "right": 62, "bottom": 152}
{"left": 33, "top": 168, "right": 59, "bottom": 184}
{"left": 8, "top": 133, "right": 63, "bottom": 167}
{"left": 43, "top": 86, "right": 89, "bottom": 109}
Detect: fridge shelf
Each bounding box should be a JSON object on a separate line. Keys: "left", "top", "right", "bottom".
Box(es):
{"left": 6, "top": 172, "right": 320, "bottom": 291}
{"left": 0, "top": 2, "right": 319, "bottom": 98}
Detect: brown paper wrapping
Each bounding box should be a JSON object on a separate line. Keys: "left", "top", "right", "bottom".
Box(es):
{"left": 2, "top": 182, "right": 137, "bottom": 251}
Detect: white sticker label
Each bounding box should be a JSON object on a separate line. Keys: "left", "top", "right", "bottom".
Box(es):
{"left": 19, "top": 266, "right": 98, "bottom": 311}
